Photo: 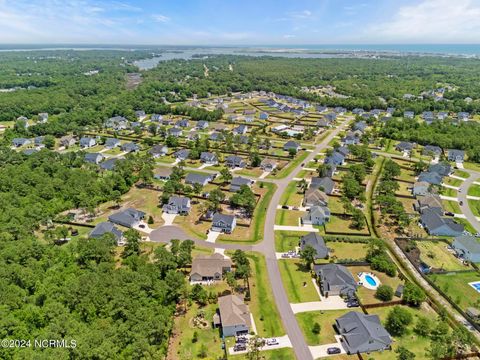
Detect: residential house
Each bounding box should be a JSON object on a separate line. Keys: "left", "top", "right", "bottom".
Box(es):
{"left": 168, "top": 127, "right": 182, "bottom": 137}
{"left": 225, "top": 155, "right": 246, "bottom": 169}
{"left": 310, "top": 177, "right": 335, "bottom": 195}
{"left": 105, "top": 138, "right": 121, "bottom": 149}
{"left": 174, "top": 149, "right": 190, "bottom": 161}
{"left": 120, "top": 142, "right": 140, "bottom": 153}
{"left": 196, "top": 120, "right": 209, "bottom": 130}
{"left": 418, "top": 171, "right": 443, "bottom": 185}
{"left": 105, "top": 116, "right": 129, "bottom": 130}
{"left": 352, "top": 121, "right": 367, "bottom": 132}
{"left": 422, "top": 111, "right": 435, "bottom": 124}
{"left": 302, "top": 206, "right": 330, "bottom": 225}
{"left": 325, "top": 113, "right": 337, "bottom": 122}
{"left": 429, "top": 163, "right": 452, "bottom": 177}
{"left": 423, "top": 145, "right": 442, "bottom": 157}
{"left": 299, "top": 232, "right": 329, "bottom": 259}
{"left": 176, "top": 119, "right": 189, "bottom": 128}
{"left": 395, "top": 141, "right": 415, "bottom": 153}
{"left": 324, "top": 152, "right": 345, "bottom": 166}
{"left": 190, "top": 253, "right": 232, "bottom": 282}
{"left": 415, "top": 194, "right": 443, "bottom": 214}
{"left": 260, "top": 158, "right": 277, "bottom": 172}
{"left": 200, "top": 152, "right": 218, "bottom": 165}
{"left": 316, "top": 119, "right": 331, "bottom": 128}
{"left": 458, "top": 112, "right": 470, "bottom": 121}
{"left": 283, "top": 141, "right": 301, "bottom": 152}
{"left": 108, "top": 208, "right": 145, "bottom": 228}
{"left": 84, "top": 153, "right": 104, "bottom": 164}
{"left": 80, "top": 137, "right": 96, "bottom": 149}
{"left": 162, "top": 196, "right": 191, "bottom": 215}
{"left": 335, "top": 312, "right": 392, "bottom": 355}
{"left": 213, "top": 294, "right": 251, "bottom": 337}
{"left": 420, "top": 208, "right": 464, "bottom": 236}
{"left": 448, "top": 149, "right": 465, "bottom": 163}
{"left": 259, "top": 112, "right": 269, "bottom": 120}
{"left": 134, "top": 110, "right": 146, "bottom": 120}
{"left": 230, "top": 176, "right": 253, "bottom": 192}
{"left": 303, "top": 188, "right": 328, "bottom": 207}
{"left": 89, "top": 221, "right": 125, "bottom": 246}
{"left": 60, "top": 135, "right": 76, "bottom": 148}
{"left": 211, "top": 213, "right": 236, "bottom": 233}
{"left": 185, "top": 173, "right": 212, "bottom": 187}
{"left": 209, "top": 132, "right": 224, "bottom": 142}
{"left": 314, "top": 263, "right": 357, "bottom": 297}
{"left": 437, "top": 111, "right": 449, "bottom": 120}
{"left": 149, "top": 144, "right": 168, "bottom": 158}
{"left": 38, "top": 112, "right": 49, "bottom": 123}
{"left": 404, "top": 111, "right": 415, "bottom": 119}
{"left": 233, "top": 124, "right": 248, "bottom": 135}
{"left": 151, "top": 114, "right": 163, "bottom": 122}
{"left": 412, "top": 181, "right": 431, "bottom": 196}
{"left": 100, "top": 158, "right": 121, "bottom": 171}
{"left": 12, "top": 138, "right": 31, "bottom": 147}
{"left": 452, "top": 235, "right": 480, "bottom": 263}
{"left": 243, "top": 109, "right": 256, "bottom": 116}
{"left": 352, "top": 108, "right": 365, "bottom": 115}
{"left": 154, "top": 168, "right": 173, "bottom": 181}
{"left": 342, "top": 132, "right": 360, "bottom": 145}
{"left": 33, "top": 136, "right": 44, "bottom": 147}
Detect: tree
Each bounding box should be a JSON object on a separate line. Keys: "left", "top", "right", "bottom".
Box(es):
{"left": 198, "top": 343, "right": 208, "bottom": 358}
{"left": 246, "top": 335, "right": 265, "bottom": 360}
{"left": 351, "top": 208, "right": 366, "bottom": 229}
{"left": 385, "top": 306, "right": 413, "bottom": 336}
{"left": 232, "top": 250, "right": 251, "bottom": 292}
{"left": 225, "top": 271, "right": 237, "bottom": 291}
{"left": 402, "top": 282, "right": 426, "bottom": 307}
{"left": 165, "top": 135, "right": 179, "bottom": 147}
{"left": 177, "top": 239, "right": 195, "bottom": 269}
{"left": 317, "top": 163, "right": 332, "bottom": 178}
{"left": 44, "top": 135, "right": 56, "bottom": 149}
{"left": 230, "top": 185, "right": 256, "bottom": 215}
{"left": 396, "top": 346, "right": 416, "bottom": 360}
{"left": 122, "top": 229, "right": 141, "bottom": 258}
{"left": 413, "top": 316, "right": 432, "bottom": 337}
{"left": 250, "top": 152, "right": 261, "bottom": 167}
{"left": 219, "top": 167, "right": 232, "bottom": 183}
{"left": 312, "top": 322, "right": 321, "bottom": 334}
{"left": 208, "top": 188, "right": 225, "bottom": 211}
{"left": 154, "top": 246, "right": 178, "bottom": 276}
{"left": 300, "top": 245, "right": 317, "bottom": 269}
{"left": 375, "top": 284, "right": 394, "bottom": 301}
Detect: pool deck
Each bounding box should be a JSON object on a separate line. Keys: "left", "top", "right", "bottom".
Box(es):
{"left": 357, "top": 272, "right": 381, "bottom": 290}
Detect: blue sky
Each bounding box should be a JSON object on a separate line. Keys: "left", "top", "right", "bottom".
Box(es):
{"left": 1, "top": 0, "right": 480, "bottom": 44}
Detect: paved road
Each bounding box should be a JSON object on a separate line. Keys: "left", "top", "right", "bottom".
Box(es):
{"left": 258, "top": 121, "right": 349, "bottom": 360}
{"left": 458, "top": 170, "right": 480, "bottom": 233}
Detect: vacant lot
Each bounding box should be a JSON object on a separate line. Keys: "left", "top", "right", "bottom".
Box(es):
{"left": 279, "top": 181, "right": 304, "bottom": 207}
{"left": 327, "top": 241, "right": 368, "bottom": 261}
{"left": 275, "top": 209, "right": 304, "bottom": 226}
{"left": 279, "top": 260, "right": 319, "bottom": 303}
{"left": 416, "top": 241, "right": 467, "bottom": 271}
{"left": 468, "top": 184, "right": 480, "bottom": 197}
{"left": 275, "top": 231, "right": 308, "bottom": 252}
{"left": 430, "top": 271, "right": 480, "bottom": 310}
{"left": 296, "top": 310, "right": 350, "bottom": 345}
{"left": 324, "top": 215, "right": 370, "bottom": 236}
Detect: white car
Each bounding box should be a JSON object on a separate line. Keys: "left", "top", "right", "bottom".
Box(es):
{"left": 266, "top": 338, "right": 279, "bottom": 346}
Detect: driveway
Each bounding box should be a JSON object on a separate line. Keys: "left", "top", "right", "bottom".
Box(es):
{"left": 458, "top": 170, "right": 480, "bottom": 234}
{"left": 206, "top": 230, "right": 221, "bottom": 243}
{"left": 161, "top": 212, "right": 176, "bottom": 226}
{"left": 274, "top": 225, "right": 319, "bottom": 232}
{"left": 309, "top": 336, "right": 346, "bottom": 359}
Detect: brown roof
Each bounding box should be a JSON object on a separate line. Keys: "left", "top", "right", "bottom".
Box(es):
{"left": 304, "top": 188, "right": 328, "bottom": 206}
{"left": 190, "top": 253, "right": 232, "bottom": 278}
{"left": 218, "top": 294, "right": 251, "bottom": 328}
{"left": 155, "top": 167, "right": 173, "bottom": 177}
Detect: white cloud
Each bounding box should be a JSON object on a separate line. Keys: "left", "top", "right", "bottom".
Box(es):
{"left": 151, "top": 14, "right": 170, "bottom": 23}
{"left": 367, "top": 0, "right": 480, "bottom": 42}
{"left": 288, "top": 10, "right": 312, "bottom": 19}
{"left": 283, "top": 34, "right": 296, "bottom": 39}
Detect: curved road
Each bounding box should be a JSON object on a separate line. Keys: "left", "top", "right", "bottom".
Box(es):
{"left": 458, "top": 169, "right": 480, "bottom": 233}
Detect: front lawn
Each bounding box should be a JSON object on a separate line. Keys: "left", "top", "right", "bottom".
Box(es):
{"left": 439, "top": 187, "right": 457, "bottom": 198}
{"left": 454, "top": 169, "right": 470, "bottom": 179}
{"left": 275, "top": 209, "right": 304, "bottom": 226}
{"left": 275, "top": 231, "right": 308, "bottom": 252}
{"left": 469, "top": 200, "right": 480, "bottom": 217}
{"left": 442, "top": 177, "right": 462, "bottom": 187}
{"left": 296, "top": 310, "right": 350, "bottom": 346}
{"left": 229, "top": 348, "right": 295, "bottom": 360}
{"left": 429, "top": 271, "right": 480, "bottom": 311}
{"left": 468, "top": 184, "right": 480, "bottom": 197}
{"left": 442, "top": 200, "right": 461, "bottom": 214}
{"left": 279, "top": 181, "right": 304, "bottom": 207}
{"left": 324, "top": 215, "right": 370, "bottom": 236}
{"left": 278, "top": 260, "right": 319, "bottom": 303}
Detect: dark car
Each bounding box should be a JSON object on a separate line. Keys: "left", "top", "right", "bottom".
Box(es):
{"left": 444, "top": 211, "right": 454, "bottom": 216}
{"left": 234, "top": 344, "right": 246, "bottom": 352}
{"left": 327, "top": 347, "right": 341, "bottom": 355}
{"left": 347, "top": 301, "right": 359, "bottom": 308}
{"left": 281, "top": 205, "right": 289, "bottom": 209}
{"left": 301, "top": 163, "right": 305, "bottom": 166}
{"left": 459, "top": 201, "right": 464, "bottom": 206}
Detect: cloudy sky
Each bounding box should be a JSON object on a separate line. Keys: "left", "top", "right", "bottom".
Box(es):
{"left": 0, "top": 0, "right": 479, "bottom": 44}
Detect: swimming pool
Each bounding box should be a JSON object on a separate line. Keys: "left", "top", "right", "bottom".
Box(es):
{"left": 365, "top": 275, "right": 377, "bottom": 287}
{"left": 469, "top": 281, "right": 480, "bottom": 293}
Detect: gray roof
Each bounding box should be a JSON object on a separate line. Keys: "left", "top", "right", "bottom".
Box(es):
{"left": 324, "top": 152, "right": 345, "bottom": 166}
{"left": 225, "top": 155, "right": 245, "bottom": 167}
{"left": 231, "top": 176, "right": 252, "bottom": 188}
{"left": 100, "top": 158, "right": 121, "bottom": 170}
{"left": 454, "top": 235, "right": 480, "bottom": 254}
{"left": 212, "top": 213, "right": 235, "bottom": 227}
{"left": 396, "top": 141, "right": 414, "bottom": 151}
{"left": 108, "top": 208, "right": 145, "bottom": 228}
{"left": 314, "top": 263, "right": 357, "bottom": 296}
{"left": 105, "top": 138, "right": 120, "bottom": 147}
{"left": 80, "top": 137, "right": 95, "bottom": 146}
{"left": 200, "top": 151, "right": 217, "bottom": 162}
{"left": 428, "top": 163, "right": 451, "bottom": 177}
{"left": 418, "top": 171, "right": 443, "bottom": 185}
{"left": 304, "top": 188, "right": 328, "bottom": 207}
{"left": 423, "top": 145, "right": 442, "bottom": 156}
{"left": 310, "top": 177, "right": 335, "bottom": 194}
{"left": 90, "top": 221, "right": 123, "bottom": 241}
{"left": 84, "top": 153, "right": 103, "bottom": 164}
{"left": 174, "top": 149, "right": 190, "bottom": 159}
{"left": 335, "top": 311, "right": 392, "bottom": 354}
{"left": 300, "top": 233, "right": 328, "bottom": 259}
{"left": 120, "top": 142, "right": 140, "bottom": 152}
{"left": 448, "top": 149, "right": 465, "bottom": 160}
{"left": 164, "top": 196, "right": 191, "bottom": 212}
{"left": 149, "top": 144, "right": 168, "bottom": 156}
{"left": 421, "top": 208, "right": 464, "bottom": 236}
{"left": 185, "top": 173, "right": 211, "bottom": 185}
{"left": 284, "top": 141, "right": 300, "bottom": 151}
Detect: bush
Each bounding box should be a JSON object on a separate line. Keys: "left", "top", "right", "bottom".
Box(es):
{"left": 147, "top": 215, "right": 154, "bottom": 224}
{"left": 312, "top": 322, "right": 321, "bottom": 334}
{"left": 402, "top": 282, "right": 426, "bottom": 307}
{"left": 375, "top": 285, "right": 394, "bottom": 301}
{"left": 385, "top": 306, "right": 413, "bottom": 336}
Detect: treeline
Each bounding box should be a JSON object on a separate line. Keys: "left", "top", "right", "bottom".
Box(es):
{"left": 380, "top": 119, "right": 480, "bottom": 162}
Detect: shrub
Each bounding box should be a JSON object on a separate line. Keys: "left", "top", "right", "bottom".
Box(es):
{"left": 375, "top": 285, "right": 394, "bottom": 301}
{"left": 312, "top": 322, "right": 321, "bottom": 334}
{"left": 385, "top": 306, "right": 413, "bottom": 336}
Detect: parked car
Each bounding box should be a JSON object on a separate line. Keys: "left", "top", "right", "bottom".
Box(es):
{"left": 327, "top": 347, "right": 341, "bottom": 355}
{"left": 281, "top": 205, "right": 289, "bottom": 209}
{"left": 266, "top": 338, "right": 279, "bottom": 346}
{"left": 444, "top": 211, "right": 454, "bottom": 216}
{"left": 236, "top": 336, "right": 247, "bottom": 343}
{"left": 347, "top": 300, "right": 359, "bottom": 308}
{"left": 234, "top": 344, "right": 246, "bottom": 352}
{"left": 459, "top": 201, "right": 464, "bottom": 205}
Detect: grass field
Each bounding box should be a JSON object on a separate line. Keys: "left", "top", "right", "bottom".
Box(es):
{"left": 350, "top": 265, "right": 404, "bottom": 305}
{"left": 279, "top": 181, "right": 304, "bottom": 207}
{"left": 454, "top": 169, "right": 470, "bottom": 179}
{"left": 416, "top": 241, "right": 467, "bottom": 271}
{"left": 275, "top": 231, "right": 308, "bottom": 252}
{"left": 439, "top": 187, "right": 458, "bottom": 198}
{"left": 275, "top": 209, "right": 304, "bottom": 226}
{"left": 278, "top": 259, "right": 319, "bottom": 303}
{"left": 442, "top": 177, "right": 463, "bottom": 187}
{"left": 429, "top": 271, "right": 480, "bottom": 310}
{"left": 324, "top": 215, "right": 370, "bottom": 236}
{"left": 464, "top": 162, "right": 480, "bottom": 172}
{"left": 228, "top": 348, "right": 295, "bottom": 360}
{"left": 442, "top": 200, "right": 462, "bottom": 214}
{"left": 469, "top": 200, "right": 480, "bottom": 217}
{"left": 296, "top": 310, "right": 350, "bottom": 346}
{"left": 468, "top": 184, "right": 480, "bottom": 197}
{"left": 246, "top": 252, "right": 285, "bottom": 337}
{"left": 367, "top": 305, "right": 438, "bottom": 360}
{"left": 327, "top": 241, "right": 368, "bottom": 261}
{"left": 268, "top": 151, "right": 309, "bottom": 179}
{"left": 454, "top": 217, "right": 477, "bottom": 234}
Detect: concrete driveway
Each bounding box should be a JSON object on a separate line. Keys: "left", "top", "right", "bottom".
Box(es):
{"left": 274, "top": 225, "right": 319, "bottom": 232}
{"left": 161, "top": 212, "right": 177, "bottom": 226}
{"left": 206, "top": 230, "right": 221, "bottom": 243}
{"left": 309, "top": 336, "right": 346, "bottom": 359}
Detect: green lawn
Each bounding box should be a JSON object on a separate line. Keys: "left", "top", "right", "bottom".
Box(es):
{"left": 469, "top": 200, "right": 480, "bottom": 217}
{"left": 468, "top": 184, "right": 480, "bottom": 197}
{"left": 279, "top": 181, "right": 304, "bottom": 207}
{"left": 367, "top": 305, "right": 438, "bottom": 360}
{"left": 442, "top": 177, "right": 462, "bottom": 187}
{"left": 442, "top": 200, "right": 461, "bottom": 214}
{"left": 278, "top": 260, "right": 319, "bottom": 303}
{"left": 275, "top": 209, "right": 304, "bottom": 226}
{"left": 328, "top": 196, "right": 347, "bottom": 214}
{"left": 327, "top": 241, "right": 368, "bottom": 262}
{"left": 267, "top": 151, "right": 309, "bottom": 179}
{"left": 439, "top": 187, "right": 457, "bottom": 198}
{"left": 454, "top": 169, "right": 470, "bottom": 179}
{"left": 229, "top": 348, "right": 295, "bottom": 360}
{"left": 324, "top": 215, "right": 370, "bottom": 236}
{"left": 296, "top": 310, "right": 350, "bottom": 345}
{"left": 429, "top": 271, "right": 480, "bottom": 311}
{"left": 275, "top": 231, "right": 308, "bottom": 252}
{"left": 245, "top": 252, "right": 285, "bottom": 337}
{"left": 464, "top": 162, "right": 480, "bottom": 172}
{"left": 416, "top": 241, "right": 467, "bottom": 271}
{"left": 454, "top": 218, "right": 477, "bottom": 234}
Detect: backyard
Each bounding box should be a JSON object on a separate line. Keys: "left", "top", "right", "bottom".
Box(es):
{"left": 416, "top": 240, "right": 468, "bottom": 271}
{"left": 429, "top": 271, "right": 480, "bottom": 311}
{"left": 296, "top": 309, "right": 350, "bottom": 346}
